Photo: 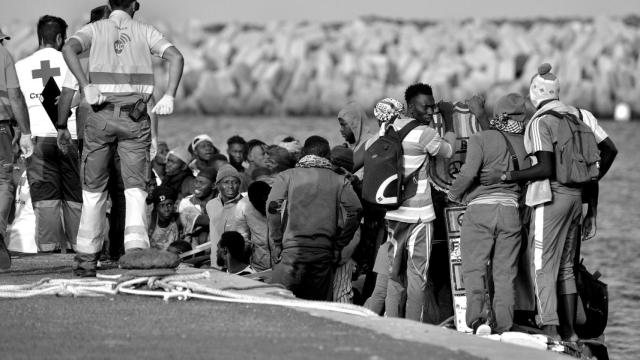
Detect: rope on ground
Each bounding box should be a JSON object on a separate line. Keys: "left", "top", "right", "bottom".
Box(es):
{"left": 0, "top": 271, "right": 378, "bottom": 318}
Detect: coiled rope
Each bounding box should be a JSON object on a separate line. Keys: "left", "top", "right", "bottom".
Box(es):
{"left": 0, "top": 271, "right": 376, "bottom": 317}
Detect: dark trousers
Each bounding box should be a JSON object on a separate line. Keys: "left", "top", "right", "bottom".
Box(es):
{"left": 26, "top": 137, "right": 82, "bottom": 251}
{"left": 271, "top": 246, "right": 334, "bottom": 301}
{"left": 359, "top": 211, "right": 387, "bottom": 302}
{"left": 107, "top": 148, "right": 126, "bottom": 260}
{"left": 0, "top": 121, "right": 14, "bottom": 239}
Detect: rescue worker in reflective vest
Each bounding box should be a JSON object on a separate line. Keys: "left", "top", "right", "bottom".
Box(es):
{"left": 62, "top": 0, "right": 184, "bottom": 276}
{"left": 0, "top": 28, "right": 34, "bottom": 269}
{"left": 15, "top": 15, "right": 82, "bottom": 253}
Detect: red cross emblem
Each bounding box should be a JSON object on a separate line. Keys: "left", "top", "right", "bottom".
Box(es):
{"left": 31, "top": 60, "right": 60, "bottom": 87}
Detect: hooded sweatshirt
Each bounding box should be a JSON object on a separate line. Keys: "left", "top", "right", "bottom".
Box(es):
{"left": 338, "top": 101, "right": 377, "bottom": 152}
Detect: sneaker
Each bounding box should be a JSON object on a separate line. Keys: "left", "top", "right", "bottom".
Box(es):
{"left": 471, "top": 319, "right": 492, "bottom": 336}
{"left": 475, "top": 324, "right": 492, "bottom": 336}
{"left": 0, "top": 234, "right": 11, "bottom": 269}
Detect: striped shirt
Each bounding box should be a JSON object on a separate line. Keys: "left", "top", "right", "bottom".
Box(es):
{"left": 70, "top": 10, "right": 172, "bottom": 105}
{"left": 384, "top": 117, "right": 446, "bottom": 223}
{"left": 0, "top": 45, "right": 19, "bottom": 120}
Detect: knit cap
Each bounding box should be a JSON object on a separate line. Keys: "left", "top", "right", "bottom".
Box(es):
{"left": 197, "top": 167, "right": 217, "bottom": 183}
{"left": 215, "top": 164, "right": 241, "bottom": 184}
{"left": 493, "top": 93, "right": 527, "bottom": 122}
{"left": 374, "top": 98, "right": 404, "bottom": 123}
{"left": 529, "top": 63, "right": 560, "bottom": 108}
{"left": 331, "top": 145, "right": 354, "bottom": 173}
{"left": 168, "top": 146, "right": 192, "bottom": 165}
{"left": 191, "top": 134, "right": 215, "bottom": 151}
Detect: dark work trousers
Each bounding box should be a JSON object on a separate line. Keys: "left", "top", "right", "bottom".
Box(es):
{"left": 0, "top": 120, "right": 14, "bottom": 240}
{"left": 26, "top": 136, "right": 82, "bottom": 251}
{"left": 107, "top": 146, "right": 126, "bottom": 260}
{"left": 359, "top": 210, "right": 387, "bottom": 303}
{"left": 271, "top": 246, "right": 335, "bottom": 301}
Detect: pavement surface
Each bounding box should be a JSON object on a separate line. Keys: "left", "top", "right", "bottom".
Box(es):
{"left": 0, "top": 254, "right": 568, "bottom": 360}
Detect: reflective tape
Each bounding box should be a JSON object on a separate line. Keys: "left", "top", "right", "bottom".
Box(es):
{"left": 89, "top": 72, "right": 154, "bottom": 85}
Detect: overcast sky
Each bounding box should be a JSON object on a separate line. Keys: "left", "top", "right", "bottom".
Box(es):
{"left": 0, "top": 0, "right": 635, "bottom": 25}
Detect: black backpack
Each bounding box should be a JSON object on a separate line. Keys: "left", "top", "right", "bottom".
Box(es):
{"left": 362, "top": 120, "right": 420, "bottom": 209}
{"left": 574, "top": 237, "right": 608, "bottom": 339}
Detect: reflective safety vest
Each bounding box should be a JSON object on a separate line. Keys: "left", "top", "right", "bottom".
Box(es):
{"left": 70, "top": 10, "right": 172, "bottom": 105}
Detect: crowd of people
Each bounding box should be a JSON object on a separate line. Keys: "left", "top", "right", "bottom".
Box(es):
{"left": 0, "top": 0, "right": 618, "bottom": 345}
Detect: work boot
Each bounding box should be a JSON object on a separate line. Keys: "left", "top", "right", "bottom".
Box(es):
{"left": 0, "top": 234, "right": 11, "bottom": 269}
{"left": 73, "top": 253, "right": 99, "bottom": 277}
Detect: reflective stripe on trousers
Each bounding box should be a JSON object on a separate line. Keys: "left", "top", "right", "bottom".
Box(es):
{"left": 76, "top": 188, "right": 149, "bottom": 254}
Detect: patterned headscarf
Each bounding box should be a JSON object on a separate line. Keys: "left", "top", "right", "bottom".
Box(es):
{"left": 374, "top": 98, "right": 405, "bottom": 123}
{"left": 490, "top": 114, "right": 525, "bottom": 134}
{"left": 491, "top": 93, "right": 526, "bottom": 134}
{"left": 295, "top": 155, "right": 333, "bottom": 170}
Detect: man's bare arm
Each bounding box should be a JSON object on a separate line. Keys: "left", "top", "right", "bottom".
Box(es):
{"left": 8, "top": 88, "right": 30, "bottom": 134}
{"left": 57, "top": 87, "right": 75, "bottom": 128}
{"left": 161, "top": 46, "right": 183, "bottom": 97}
{"left": 62, "top": 39, "right": 89, "bottom": 89}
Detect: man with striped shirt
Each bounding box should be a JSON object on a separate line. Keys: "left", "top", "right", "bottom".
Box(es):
{"left": 385, "top": 83, "right": 454, "bottom": 321}
{"left": 62, "top": 0, "right": 183, "bottom": 276}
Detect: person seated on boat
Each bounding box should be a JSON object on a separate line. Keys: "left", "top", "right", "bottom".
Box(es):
{"left": 216, "top": 231, "right": 255, "bottom": 276}
{"left": 148, "top": 186, "right": 183, "bottom": 250}
{"left": 178, "top": 167, "right": 216, "bottom": 247}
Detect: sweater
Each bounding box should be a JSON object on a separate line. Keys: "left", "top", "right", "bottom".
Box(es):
{"left": 449, "top": 130, "right": 530, "bottom": 205}
{"left": 267, "top": 167, "right": 362, "bottom": 253}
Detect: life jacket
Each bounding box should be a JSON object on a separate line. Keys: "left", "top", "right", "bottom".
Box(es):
{"left": 428, "top": 103, "right": 482, "bottom": 192}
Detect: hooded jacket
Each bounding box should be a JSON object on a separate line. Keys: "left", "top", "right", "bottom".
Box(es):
{"left": 338, "top": 101, "right": 377, "bottom": 152}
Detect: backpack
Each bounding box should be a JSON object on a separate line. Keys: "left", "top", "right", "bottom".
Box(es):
{"left": 573, "top": 236, "right": 608, "bottom": 339}
{"left": 540, "top": 110, "right": 600, "bottom": 186}
{"left": 362, "top": 120, "right": 420, "bottom": 209}
{"left": 574, "top": 258, "right": 609, "bottom": 339}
